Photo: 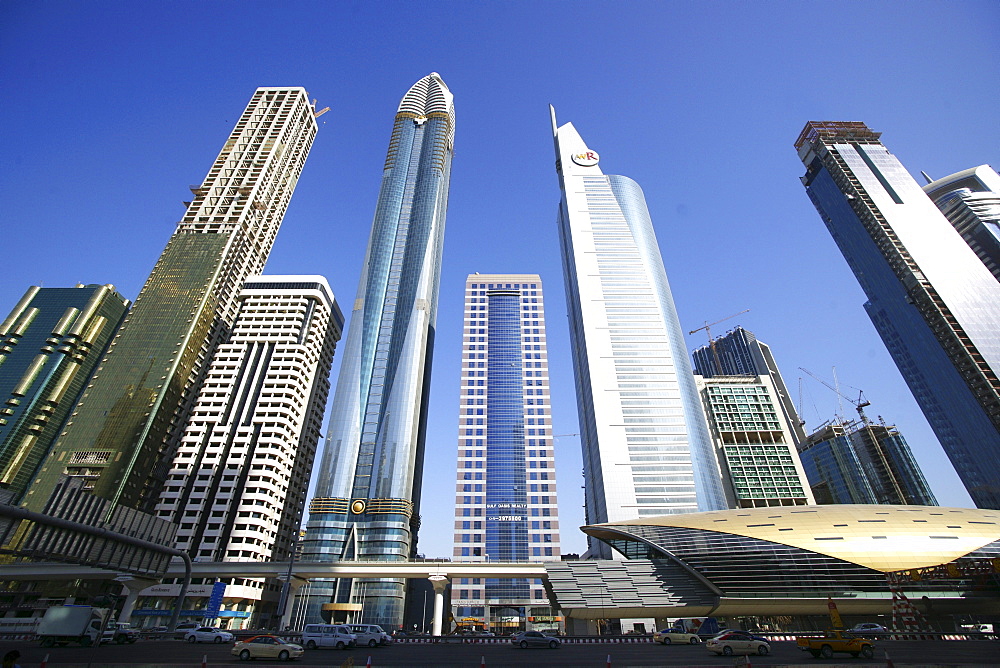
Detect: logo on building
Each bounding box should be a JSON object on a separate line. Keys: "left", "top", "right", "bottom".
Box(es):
{"left": 351, "top": 500, "right": 366, "bottom": 514}
{"left": 571, "top": 150, "right": 600, "bottom": 167}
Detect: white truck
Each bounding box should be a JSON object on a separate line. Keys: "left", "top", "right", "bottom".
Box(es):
{"left": 37, "top": 605, "right": 108, "bottom": 647}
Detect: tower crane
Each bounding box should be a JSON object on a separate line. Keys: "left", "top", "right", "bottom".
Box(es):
{"left": 688, "top": 309, "right": 750, "bottom": 375}
{"left": 799, "top": 367, "right": 871, "bottom": 423}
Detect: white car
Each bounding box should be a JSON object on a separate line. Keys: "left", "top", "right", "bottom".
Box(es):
{"left": 705, "top": 631, "right": 770, "bottom": 656}
{"left": 185, "top": 626, "right": 235, "bottom": 643}
{"left": 653, "top": 628, "right": 700, "bottom": 645}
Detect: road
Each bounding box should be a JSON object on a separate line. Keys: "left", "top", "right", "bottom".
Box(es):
{"left": 1, "top": 638, "right": 995, "bottom": 667}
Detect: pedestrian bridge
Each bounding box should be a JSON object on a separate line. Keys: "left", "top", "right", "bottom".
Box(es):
{"left": 0, "top": 559, "right": 548, "bottom": 581}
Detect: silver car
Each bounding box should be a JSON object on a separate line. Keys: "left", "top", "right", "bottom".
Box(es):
{"left": 511, "top": 631, "right": 560, "bottom": 649}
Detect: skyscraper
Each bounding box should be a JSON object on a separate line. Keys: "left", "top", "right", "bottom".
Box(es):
{"left": 304, "top": 74, "right": 454, "bottom": 627}
{"left": 154, "top": 276, "right": 342, "bottom": 628}
{"left": 693, "top": 375, "right": 814, "bottom": 508}
{"left": 551, "top": 108, "right": 726, "bottom": 558}
{"left": 0, "top": 285, "right": 129, "bottom": 502}
{"left": 923, "top": 165, "right": 1000, "bottom": 282}
{"left": 451, "top": 274, "right": 560, "bottom": 633}
{"left": 795, "top": 122, "right": 1000, "bottom": 509}
{"left": 693, "top": 326, "right": 807, "bottom": 443}
{"left": 798, "top": 418, "right": 937, "bottom": 506}
{"left": 24, "top": 88, "right": 320, "bottom": 515}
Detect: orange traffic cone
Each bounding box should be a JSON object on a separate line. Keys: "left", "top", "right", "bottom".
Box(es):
{"left": 885, "top": 650, "right": 895, "bottom": 668}
{"left": 480, "top": 655, "right": 486, "bottom": 668}
{"left": 606, "top": 654, "right": 611, "bottom": 668}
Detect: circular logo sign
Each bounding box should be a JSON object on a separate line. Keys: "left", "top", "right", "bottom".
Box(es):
{"left": 351, "top": 500, "right": 366, "bottom": 514}
{"left": 571, "top": 150, "right": 600, "bottom": 167}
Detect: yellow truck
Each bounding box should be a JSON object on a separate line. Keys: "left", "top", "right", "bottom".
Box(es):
{"left": 796, "top": 630, "right": 875, "bottom": 659}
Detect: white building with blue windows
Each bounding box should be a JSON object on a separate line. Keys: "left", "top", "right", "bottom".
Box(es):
{"left": 450, "top": 274, "right": 561, "bottom": 634}
{"left": 550, "top": 108, "right": 727, "bottom": 558}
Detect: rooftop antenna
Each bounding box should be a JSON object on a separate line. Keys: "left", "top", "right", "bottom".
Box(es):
{"left": 920, "top": 170, "right": 934, "bottom": 184}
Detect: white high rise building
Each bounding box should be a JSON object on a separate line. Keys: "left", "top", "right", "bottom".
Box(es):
{"left": 450, "top": 274, "right": 560, "bottom": 633}
{"left": 550, "top": 108, "right": 726, "bottom": 558}
{"left": 154, "top": 276, "right": 342, "bottom": 628}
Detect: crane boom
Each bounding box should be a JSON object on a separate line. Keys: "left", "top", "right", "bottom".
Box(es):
{"left": 688, "top": 309, "right": 750, "bottom": 375}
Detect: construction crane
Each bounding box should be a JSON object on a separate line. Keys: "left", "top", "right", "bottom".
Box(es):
{"left": 688, "top": 309, "right": 750, "bottom": 375}
{"left": 799, "top": 367, "right": 871, "bottom": 422}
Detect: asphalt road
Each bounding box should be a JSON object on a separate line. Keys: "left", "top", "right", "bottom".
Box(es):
{"left": 1, "top": 638, "right": 997, "bottom": 667}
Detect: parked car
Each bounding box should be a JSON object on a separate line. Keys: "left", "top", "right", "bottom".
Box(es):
{"left": 301, "top": 623, "right": 357, "bottom": 649}
{"left": 511, "top": 630, "right": 560, "bottom": 649}
{"left": 185, "top": 627, "right": 235, "bottom": 643}
{"left": 705, "top": 631, "right": 770, "bottom": 656}
{"left": 653, "top": 628, "right": 700, "bottom": 645}
{"left": 232, "top": 635, "right": 304, "bottom": 661}
{"left": 347, "top": 623, "right": 392, "bottom": 647}
{"left": 849, "top": 622, "right": 888, "bottom": 638}
{"left": 147, "top": 626, "right": 168, "bottom": 633}
{"left": 173, "top": 622, "right": 200, "bottom": 640}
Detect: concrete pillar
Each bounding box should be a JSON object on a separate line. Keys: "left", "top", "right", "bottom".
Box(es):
{"left": 428, "top": 575, "right": 449, "bottom": 637}
{"left": 113, "top": 576, "right": 159, "bottom": 624}
{"left": 277, "top": 577, "right": 307, "bottom": 631}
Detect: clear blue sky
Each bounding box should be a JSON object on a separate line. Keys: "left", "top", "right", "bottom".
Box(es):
{"left": 2, "top": 1, "right": 998, "bottom": 557}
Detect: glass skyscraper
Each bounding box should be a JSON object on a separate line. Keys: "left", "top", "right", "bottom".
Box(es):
{"left": 692, "top": 326, "right": 807, "bottom": 444}
{"left": 551, "top": 108, "right": 726, "bottom": 558}
{"left": 24, "top": 88, "right": 319, "bottom": 515}
{"left": 796, "top": 122, "right": 1000, "bottom": 509}
{"left": 303, "top": 74, "right": 454, "bottom": 628}
{"left": 923, "top": 165, "right": 1000, "bottom": 282}
{"left": 0, "top": 284, "right": 129, "bottom": 502}
{"left": 798, "top": 418, "right": 937, "bottom": 506}
{"left": 450, "top": 274, "right": 560, "bottom": 634}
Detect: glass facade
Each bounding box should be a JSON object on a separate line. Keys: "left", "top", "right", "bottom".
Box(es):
{"left": 587, "top": 505, "right": 1000, "bottom": 596}
{"left": 692, "top": 326, "right": 806, "bottom": 443}
{"left": 923, "top": 165, "right": 1000, "bottom": 282}
{"left": 796, "top": 122, "right": 1000, "bottom": 509}
{"left": 696, "top": 377, "right": 813, "bottom": 508}
{"left": 798, "top": 420, "right": 937, "bottom": 506}
{"left": 450, "top": 274, "right": 559, "bottom": 633}
{"left": 25, "top": 88, "right": 318, "bottom": 515}
{"left": 551, "top": 111, "right": 725, "bottom": 557}
{"left": 0, "top": 285, "right": 128, "bottom": 501}
{"left": 303, "top": 74, "right": 454, "bottom": 629}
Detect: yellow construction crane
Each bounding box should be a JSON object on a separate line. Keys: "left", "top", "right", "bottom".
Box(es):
{"left": 688, "top": 309, "right": 750, "bottom": 375}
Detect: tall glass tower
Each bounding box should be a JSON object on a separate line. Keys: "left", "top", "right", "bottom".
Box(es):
{"left": 692, "top": 326, "right": 807, "bottom": 443}
{"left": 450, "top": 274, "right": 560, "bottom": 634}
{"left": 304, "top": 74, "right": 454, "bottom": 627}
{"left": 550, "top": 108, "right": 726, "bottom": 558}
{"left": 24, "top": 88, "right": 319, "bottom": 515}
{"left": 795, "top": 122, "right": 1000, "bottom": 509}
{"left": 0, "top": 284, "right": 129, "bottom": 502}
{"left": 923, "top": 165, "right": 1000, "bottom": 282}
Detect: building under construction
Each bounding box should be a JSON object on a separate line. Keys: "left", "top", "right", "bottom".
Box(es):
{"left": 797, "top": 417, "right": 937, "bottom": 506}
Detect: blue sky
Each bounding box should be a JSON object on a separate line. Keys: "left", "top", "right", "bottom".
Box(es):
{"left": 2, "top": 1, "right": 998, "bottom": 557}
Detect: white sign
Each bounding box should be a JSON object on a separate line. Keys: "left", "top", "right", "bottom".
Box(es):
{"left": 571, "top": 150, "right": 600, "bottom": 167}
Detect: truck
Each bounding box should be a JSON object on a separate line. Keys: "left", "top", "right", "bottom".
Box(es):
{"left": 671, "top": 617, "right": 723, "bottom": 638}
{"left": 796, "top": 630, "right": 875, "bottom": 659}
{"left": 101, "top": 621, "right": 139, "bottom": 644}
{"left": 37, "top": 605, "right": 108, "bottom": 647}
